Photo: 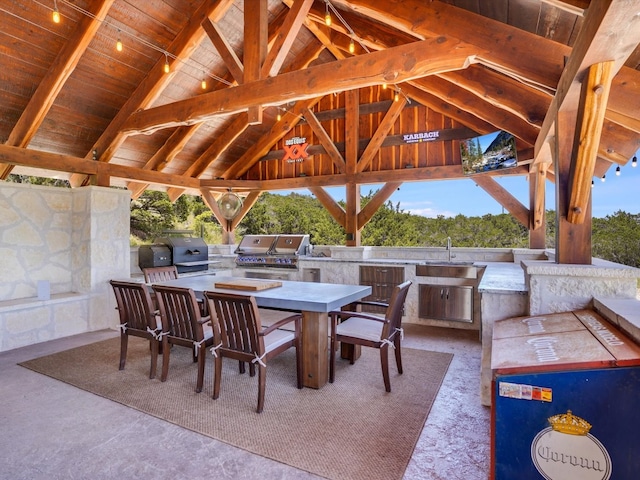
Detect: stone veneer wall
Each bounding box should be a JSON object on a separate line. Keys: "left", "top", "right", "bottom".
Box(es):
{"left": 0, "top": 183, "right": 130, "bottom": 352}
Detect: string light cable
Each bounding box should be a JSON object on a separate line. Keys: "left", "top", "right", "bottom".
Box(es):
{"left": 325, "top": 1, "right": 370, "bottom": 54}
{"left": 49, "top": 0, "right": 232, "bottom": 88}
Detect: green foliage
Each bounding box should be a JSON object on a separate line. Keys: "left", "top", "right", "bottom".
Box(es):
{"left": 130, "top": 191, "right": 177, "bottom": 241}
{"left": 592, "top": 211, "right": 640, "bottom": 267}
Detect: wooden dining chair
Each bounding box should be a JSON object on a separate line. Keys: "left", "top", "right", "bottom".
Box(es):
{"left": 144, "top": 265, "right": 208, "bottom": 316}
{"left": 109, "top": 280, "right": 163, "bottom": 379}
{"left": 142, "top": 265, "right": 178, "bottom": 283}
{"left": 203, "top": 291, "right": 303, "bottom": 413}
{"left": 329, "top": 281, "right": 412, "bottom": 392}
{"left": 152, "top": 284, "right": 213, "bottom": 393}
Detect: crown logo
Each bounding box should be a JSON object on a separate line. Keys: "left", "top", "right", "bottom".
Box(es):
{"left": 548, "top": 410, "right": 592, "bottom": 436}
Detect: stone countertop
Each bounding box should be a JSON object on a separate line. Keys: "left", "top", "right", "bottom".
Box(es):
{"left": 299, "top": 256, "right": 424, "bottom": 265}
{"left": 476, "top": 262, "right": 527, "bottom": 294}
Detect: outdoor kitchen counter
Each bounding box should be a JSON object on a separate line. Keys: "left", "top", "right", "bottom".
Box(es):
{"left": 476, "top": 262, "right": 527, "bottom": 294}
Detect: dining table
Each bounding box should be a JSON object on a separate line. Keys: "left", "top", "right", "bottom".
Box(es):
{"left": 150, "top": 275, "right": 372, "bottom": 388}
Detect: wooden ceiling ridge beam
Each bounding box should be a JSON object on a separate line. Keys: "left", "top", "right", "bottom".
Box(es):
{"left": 533, "top": 0, "right": 640, "bottom": 167}
{"left": 0, "top": 0, "right": 115, "bottom": 180}
{"left": 121, "top": 35, "right": 482, "bottom": 135}
{"left": 244, "top": 0, "right": 268, "bottom": 124}
{"left": 68, "top": 0, "right": 236, "bottom": 187}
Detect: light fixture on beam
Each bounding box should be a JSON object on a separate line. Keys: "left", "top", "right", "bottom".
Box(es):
{"left": 163, "top": 53, "right": 170, "bottom": 74}
{"left": 52, "top": 0, "right": 60, "bottom": 23}
{"left": 325, "top": 1, "right": 331, "bottom": 26}
{"left": 349, "top": 38, "right": 355, "bottom": 54}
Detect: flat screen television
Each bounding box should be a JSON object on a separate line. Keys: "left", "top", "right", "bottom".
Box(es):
{"left": 460, "top": 130, "right": 518, "bottom": 175}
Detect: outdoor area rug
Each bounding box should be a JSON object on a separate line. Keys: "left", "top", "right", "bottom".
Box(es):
{"left": 19, "top": 337, "right": 452, "bottom": 480}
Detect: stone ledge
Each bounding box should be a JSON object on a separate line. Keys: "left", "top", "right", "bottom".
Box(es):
{"left": 593, "top": 297, "right": 640, "bottom": 345}
{"left": 522, "top": 259, "right": 640, "bottom": 277}
{"left": 0, "top": 293, "right": 89, "bottom": 313}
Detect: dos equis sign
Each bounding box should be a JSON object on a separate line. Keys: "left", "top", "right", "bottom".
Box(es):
{"left": 283, "top": 136, "right": 309, "bottom": 163}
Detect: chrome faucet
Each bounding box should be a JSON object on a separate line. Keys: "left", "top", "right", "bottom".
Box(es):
{"left": 446, "top": 237, "right": 455, "bottom": 262}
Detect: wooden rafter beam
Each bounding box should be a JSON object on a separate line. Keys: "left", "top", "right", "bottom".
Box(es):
{"left": 534, "top": 0, "right": 640, "bottom": 166}
{"left": 121, "top": 35, "right": 481, "bottom": 135}
{"left": 473, "top": 175, "right": 530, "bottom": 228}
{"left": 128, "top": 124, "right": 203, "bottom": 199}
{"left": 261, "top": 0, "right": 315, "bottom": 78}
{"left": 68, "top": 0, "right": 236, "bottom": 187}
{"left": 0, "top": 0, "right": 115, "bottom": 180}
{"left": 567, "top": 61, "right": 615, "bottom": 224}
{"left": 357, "top": 182, "right": 402, "bottom": 229}
{"left": 222, "top": 97, "right": 322, "bottom": 179}
{"left": 357, "top": 96, "right": 407, "bottom": 173}
{"left": 201, "top": 19, "right": 244, "bottom": 84}
{"left": 309, "top": 186, "right": 346, "bottom": 228}
{"left": 303, "top": 108, "right": 346, "bottom": 173}
{"left": 244, "top": 0, "right": 268, "bottom": 124}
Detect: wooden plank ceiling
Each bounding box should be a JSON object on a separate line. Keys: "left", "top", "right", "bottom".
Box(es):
{"left": 1, "top": 0, "right": 639, "bottom": 238}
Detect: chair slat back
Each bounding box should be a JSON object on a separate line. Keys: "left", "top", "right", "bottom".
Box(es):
{"left": 205, "top": 292, "right": 263, "bottom": 356}
{"left": 143, "top": 266, "right": 178, "bottom": 283}
{"left": 382, "top": 281, "right": 412, "bottom": 339}
{"left": 152, "top": 285, "right": 203, "bottom": 342}
{"left": 110, "top": 280, "right": 156, "bottom": 331}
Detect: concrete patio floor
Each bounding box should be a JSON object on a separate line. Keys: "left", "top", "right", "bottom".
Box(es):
{"left": 0, "top": 323, "right": 489, "bottom": 480}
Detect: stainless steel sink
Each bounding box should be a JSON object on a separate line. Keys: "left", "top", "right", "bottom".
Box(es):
{"left": 416, "top": 263, "right": 476, "bottom": 278}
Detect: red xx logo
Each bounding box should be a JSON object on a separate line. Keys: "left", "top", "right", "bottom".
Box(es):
{"left": 283, "top": 142, "right": 309, "bottom": 162}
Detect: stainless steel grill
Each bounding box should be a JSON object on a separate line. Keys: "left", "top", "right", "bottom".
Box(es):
{"left": 235, "top": 234, "right": 309, "bottom": 269}
{"left": 139, "top": 233, "right": 210, "bottom": 274}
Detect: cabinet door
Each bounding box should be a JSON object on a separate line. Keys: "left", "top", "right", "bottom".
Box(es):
{"left": 418, "top": 284, "right": 473, "bottom": 323}
{"left": 443, "top": 286, "right": 473, "bottom": 322}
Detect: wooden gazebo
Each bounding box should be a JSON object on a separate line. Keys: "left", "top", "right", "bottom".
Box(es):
{"left": 1, "top": 0, "right": 639, "bottom": 264}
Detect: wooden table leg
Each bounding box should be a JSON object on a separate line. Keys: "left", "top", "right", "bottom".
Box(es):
{"left": 301, "top": 311, "right": 328, "bottom": 389}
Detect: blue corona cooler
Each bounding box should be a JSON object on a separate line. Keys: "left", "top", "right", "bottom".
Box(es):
{"left": 491, "top": 310, "right": 640, "bottom": 479}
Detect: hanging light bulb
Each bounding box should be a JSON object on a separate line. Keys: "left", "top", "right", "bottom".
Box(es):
{"left": 52, "top": 0, "right": 60, "bottom": 23}
{"left": 163, "top": 53, "right": 170, "bottom": 74}
{"left": 382, "top": 83, "right": 387, "bottom": 90}
{"left": 394, "top": 90, "right": 399, "bottom": 102}
{"left": 591, "top": 180, "right": 594, "bottom": 188}
{"left": 601, "top": 174, "right": 606, "bottom": 182}
{"left": 116, "top": 31, "right": 123, "bottom": 52}
{"left": 201, "top": 78, "right": 207, "bottom": 90}
{"left": 632, "top": 156, "right": 637, "bottom": 167}
{"left": 349, "top": 38, "right": 355, "bottom": 54}
{"left": 325, "top": 2, "right": 331, "bottom": 26}
{"left": 276, "top": 110, "right": 282, "bottom": 121}
{"left": 616, "top": 165, "right": 621, "bottom": 176}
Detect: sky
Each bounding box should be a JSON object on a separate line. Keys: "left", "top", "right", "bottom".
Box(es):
{"left": 277, "top": 147, "right": 640, "bottom": 219}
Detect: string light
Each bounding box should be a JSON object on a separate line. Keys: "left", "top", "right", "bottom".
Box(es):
{"left": 394, "top": 90, "right": 399, "bottom": 102}
{"left": 632, "top": 156, "right": 637, "bottom": 167}
{"left": 601, "top": 174, "right": 606, "bottom": 182}
{"left": 382, "top": 83, "right": 387, "bottom": 90}
{"left": 52, "top": 0, "right": 60, "bottom": 23}
{"left": 116, "top": 30, "right": 123, "bottom": 52}
{"left": 324, "top": 1, "right": 370, "bottom": 55}
{"left": 616, "top": 165, "right": 621, "bottom": 176}
{"left": 201, "top": 77, "right": 207, "bottom": 90}
{"left": 349, "top": 38, "right": 355, "bottom": 54}
{"left": 591, "top": 180, "right": 594, "bottom": 188}
{"left": 47, "top": 0, "right": 232, "bottom": 90}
